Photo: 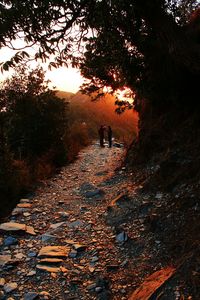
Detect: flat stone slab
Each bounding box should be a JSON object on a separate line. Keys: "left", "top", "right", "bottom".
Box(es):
{"left": 17, "top": 203, "right": 32, "bottom": 208}
{"left": 38, "top": 246, "right": 69, "bottom": 258}
{"left": 36, "top": 264, "right": 61, "bottom": 273}
{"left": 39, "top": 258, "right": 63, "bottom": 264}
{"left": 0, "top": 222, "right": 36, "bottom": 235}
{"left": 129, "top": 266, "right": 176, "bottom": 300}
{"left": 0, "top": 222, "right": 26, "bottom": 231}
{"left": 36, "top": 256, "right": 64, "bottom": 273}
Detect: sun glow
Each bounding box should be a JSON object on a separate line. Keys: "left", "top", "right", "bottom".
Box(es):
{"left": 45, "top": 67, "right": 84, "bottom": 93}
{"left": 0, "top": 65, "right": 84, "bottom": 93}
{"left": 114, "top": 88, "right": 134, "bottom": 103}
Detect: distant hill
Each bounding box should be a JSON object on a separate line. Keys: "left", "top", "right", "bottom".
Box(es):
{"left": 56, "top": 90, "right": 75, "bottom": 100}
{"left": 57, "top": 90, "right": 138, "bottom": 146}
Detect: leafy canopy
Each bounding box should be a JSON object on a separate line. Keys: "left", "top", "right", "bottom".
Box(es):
{"left": 0, "top": 67, "right": 69, "bottom": 160}
{"left": 0, "top": 0, "right": 199, "bottom": 105}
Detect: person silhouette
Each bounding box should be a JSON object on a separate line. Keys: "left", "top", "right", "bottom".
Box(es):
{"left": 107, "top": 126, "right": 112, "bottom": 148}
{"left": 98, "top": 125, "right": 105, "bottom": 147}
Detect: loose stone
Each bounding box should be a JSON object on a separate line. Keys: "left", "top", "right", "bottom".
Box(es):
{"left": 69, "top": 250, "right": 77, "bottom": 258}
{"left": 4, "top": 237, "right": 18, "bottom": 246}
{"left": 95, "top": 286, "right": 103, "bottom": 293}
{"left": 27, "top": 271, "right": 36, "bottom": 277}
{"left": 3, "top": 282, "right": 18, "bottom": 293}
{"left": 24, "top": 292, "right": 39, "bottom": 300}
{"left": 116, "top": 231, "right": 128, "bottom": 243}
{"left": 28, "top": 251, "right": 37, "bottom": 258}
{"left": 38, "top": 246, "right": 69, "bottom": 258}
{"left": 91, "top": 256, "right": 99, "bottom": 263}
{"left": 41, "top": 234, "right": 57, "bottom": 243}
{"left": 23, "top": 212, "right": 31, "bottom": 217}
{"left": 0, "top": 279, "right": 5, "bottom": 287}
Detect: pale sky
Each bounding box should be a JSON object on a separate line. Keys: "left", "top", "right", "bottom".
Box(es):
{"left": 0, "top": 46, "right": 84, "bottom": 93}
{"left": 45, "top": 67, "right": 84, "bottom": 93}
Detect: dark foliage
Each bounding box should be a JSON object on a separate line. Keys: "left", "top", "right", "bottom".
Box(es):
{"left": 0, "top": 67, "right": 69, "bottom": 218}
{"left": 0, "top": 2, "right": 199, "bottom": 151}
{"left": 0, "top": 1, "right": 199, "bottom": 105}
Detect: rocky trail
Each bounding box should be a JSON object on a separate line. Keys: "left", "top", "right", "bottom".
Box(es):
{"left": 0, "top": 142, "right": 189, "bottom": 299}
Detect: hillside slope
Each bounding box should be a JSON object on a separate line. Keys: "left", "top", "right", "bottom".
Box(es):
{"left": 125, "top": 104, "right": 200, "bottom": 297}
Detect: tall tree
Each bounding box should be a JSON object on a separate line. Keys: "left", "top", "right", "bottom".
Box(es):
{"left": 0, "top": 1, "right": 199, "bottom": 120}
{"left": 0, "top": 67, "right": 69, "bottom": 162}
{"left": 0, "top": 1, "right": 199, "bottom": 91}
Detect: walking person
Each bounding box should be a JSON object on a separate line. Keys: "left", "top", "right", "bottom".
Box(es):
{"left": 107, "top": 126, "right": 112, "bottom": 148}
{"left": 98, "top": 125, "right": 105, "bottom": 147}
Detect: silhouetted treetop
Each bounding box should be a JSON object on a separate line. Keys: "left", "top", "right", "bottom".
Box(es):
{"left": 0, "top": 0, "right": 200, "bottom": 106}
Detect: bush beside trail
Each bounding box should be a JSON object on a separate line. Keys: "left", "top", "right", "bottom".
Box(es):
{"left": 0, "top": 67, "right": 72, "bottom": 218}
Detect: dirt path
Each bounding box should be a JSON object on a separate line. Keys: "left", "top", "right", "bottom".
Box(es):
{"left": 0, "top": 142, "right": 175, "bottom": 299}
